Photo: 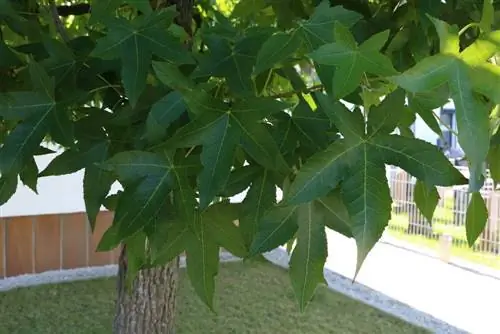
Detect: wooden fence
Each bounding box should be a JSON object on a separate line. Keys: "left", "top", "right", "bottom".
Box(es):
{"left": 0, "top": 211, "right": 119, "bottom": 278}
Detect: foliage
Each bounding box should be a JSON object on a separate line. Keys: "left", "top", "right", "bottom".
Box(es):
{"left": 1, "top": 0, "right": 500, "bottom": 311}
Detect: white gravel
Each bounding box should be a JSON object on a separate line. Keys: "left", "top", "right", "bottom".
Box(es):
{"left": 0, "top": 248, "right": 463, "bottom": 333}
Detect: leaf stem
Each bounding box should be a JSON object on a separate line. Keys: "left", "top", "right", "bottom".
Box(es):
{"left": 458, "top": 22, "right": 480, "bottom": 36}
{"left": 433, "top": 110, "right": 459, "bottom": 136}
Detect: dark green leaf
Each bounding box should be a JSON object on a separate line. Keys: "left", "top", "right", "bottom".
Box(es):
{"left": 40, "top": 142, "right": 109, "bottom": 177}
{"left": 146, "top": 91, "right": 186, "bottom": 142}
{"left": 204, "top": 203, "right": 248, "bottom": 258}
{"left": 414, "top": 180, "right": 440, "bottom": 222}
{"left": 218, "top": 165, "right": 261, "bottom": 198}
{"left": 298, "top": 2, "right": 362, "bottom": 50}
{"left": 289, "top": 202, "right": 327, "bottom": 311}
{"left": 0, "top": 175, "right": 17, "bottom": 206}
{"left": 480, "top": 1, "right": 494, "bottom": 33}
{"left": 370, "top": 135, "right": 468, "bottom": 186}
{"left": 316, "top": 191, "right": 353, "bottom": 238}
{"left": 465, "top": 192, "right": 488, "bottom": 247}
{"left": 309, "top": 24, "right": 396, "bottom": 98}
{"left": 286, "top": 140, "right": 350, "bottom": 205}
{"left": 84, "top": 164, "right": 114, "bottom": 230}
{"left": 240, "top": 170, "right": 276, "bottom": 247}
{"left": 341, "top": 146, "right": 392, "bottom": 276}
{"left": 150, "top": 219, "right": 189, "bottom": 265}
{"left": 186, "top": 216, "right": 220, "bottom": 310}
{"left": 254, "top": 31, "right": 302, "bottom": 75}
{"left": 199, "top": 114, "right": 240, "bottom": 209}
{"left": 20, "top": 157, "right": 38, "bottom": 193}
{"left": 367, "top": 89, "right": 406, "bottom": 136}
{"left": 249, "top": 205, "right": 298, "bottom": 256}
{"left": 449, "top": 61, "right": 490, "bottom": 191}
{"left": 487, "top": 143, "right": 500, "bottom": 184}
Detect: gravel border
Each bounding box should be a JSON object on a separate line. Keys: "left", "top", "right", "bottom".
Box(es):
{"left": 0, "top": 248, "right": 464, "bottom": 333}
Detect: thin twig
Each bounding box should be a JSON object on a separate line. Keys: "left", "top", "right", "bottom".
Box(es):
{"left": 269, "top": 84, "right": 324, "bottom": 99}
{"left": 48, "top": 0, "right": 70, "bottom": 42}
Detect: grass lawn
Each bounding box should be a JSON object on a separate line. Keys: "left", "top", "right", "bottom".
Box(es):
{"left": 0, "top": 261, "right": 426, "bottom": 334}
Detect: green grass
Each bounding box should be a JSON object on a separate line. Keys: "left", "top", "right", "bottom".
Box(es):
{"left": 0, "top": 261, "right": 426, "bottom": 334}
{"left": 388, "top": 214, "right": 500, "bottom": 270}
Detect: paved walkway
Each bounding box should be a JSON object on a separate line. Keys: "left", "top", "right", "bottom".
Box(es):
{"left": 325, "top": 230, "right": 500, "bottom": 334}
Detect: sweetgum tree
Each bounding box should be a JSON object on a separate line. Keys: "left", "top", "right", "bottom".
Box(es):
{"left": 1, "top": 0, "right": 500, "bottom": 332}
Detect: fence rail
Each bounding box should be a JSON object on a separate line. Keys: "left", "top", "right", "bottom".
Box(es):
{"left": 386, "top": 166, "right": 500, "bottom": 268}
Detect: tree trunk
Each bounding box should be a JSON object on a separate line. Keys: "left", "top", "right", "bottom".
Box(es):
{"left": 113, "top": 246, "right": 180, "bottom": 334}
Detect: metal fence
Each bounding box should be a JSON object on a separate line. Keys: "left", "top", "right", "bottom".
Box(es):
{"left": 386, "top": 166, "right": 500, "bottom": 266}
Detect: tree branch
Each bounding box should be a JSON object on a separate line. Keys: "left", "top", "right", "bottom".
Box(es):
{"left": 49, "top": 1, "right": 70, "bottom": 42}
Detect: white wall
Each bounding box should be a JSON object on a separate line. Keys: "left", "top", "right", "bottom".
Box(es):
{"left": 0, "top": 153, "right": 122, "bottom": 218}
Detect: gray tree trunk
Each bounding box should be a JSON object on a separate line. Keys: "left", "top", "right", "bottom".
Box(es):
{"left": 113, "top": 246, "right": 180, "bottom": 334}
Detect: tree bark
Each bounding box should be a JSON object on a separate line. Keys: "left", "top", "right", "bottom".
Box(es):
{"left": 113, "top": 246, "right": 180, "bottom": 334}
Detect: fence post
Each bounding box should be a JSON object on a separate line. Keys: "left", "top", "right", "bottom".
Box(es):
{"left": 438, "top": 233, "right": 453, "bottom": 263}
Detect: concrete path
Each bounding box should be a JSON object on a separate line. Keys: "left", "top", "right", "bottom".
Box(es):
{"left": 325, "top": 230, "right": 500, "bottom": 334}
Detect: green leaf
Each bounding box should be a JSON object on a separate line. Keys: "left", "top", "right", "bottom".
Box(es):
{"left": 146, "top": 91, "right": 186, "bottom": 142}
{"left": 449, "top": 61, "right": 490, "bottom": 191}
{"left": 316, "top": 191, "right": 353, "bottom": 238}
{"left": 40, "top": 142, "right": 110, "bottom": 177}
{"left": 0, "top": 175, "right": 17, "bottom": 206}
{"left": 123, "top": 232, "right": 148, "bottom": 288}
{"left": 20, "top": 157, "right": 38, "bottom": 193}
{"left": 92, "top": 10, "right": 192, "bottom": 106}
{"left": 120, "top": 35, "right": 151, "bottom": 108}
{"left": 480, "top": 0, "right": 494, "bottom": 33}
{"left": 414, "top": 180, "right": 440, "bottom": 222}
{"left": 289, "top": 202, "right": 327, "bottom": 311}
{"left": 0, "top": 92, "right": 54, "bottom": 121}
{"left": 391, "top": 54, "right": 453, "bottom": 93}
{"left": 370, "top": 135, "right": 468, "bottom": 186}
{"left": 186, "top": 215, "right": 220, "bottom": 310}
{"left": 97, "top": 151, "right": 174, "bottom": 250}
{"left": 218, "top": 165, "right": 261, "bottom": 197}
{"left": 150, "top": 219, "right": 189, "bottom": 265}
{"left": 465, "top": 192, "right": 488, "bottom": 247}
{"left": 460, "top": 30, "right": 500, "bottom": 67}
{"left": 238, "top": 121, "right": 289, "bottom": 173}
{"left": 254, "top": 31, "right": 302, "bottom": 75}
{"left": 249, "top": 205, "right": 298, "bottom": 256}
{"left": 427, "top": 16, "right": 459, "bottom": 55}
{"left": 194, "top": 31, "right": 271, "bottom": 95}
{"left": 285, "top": 140, "right": 350, "bottom": 205}
{"left": 292, "top": 98, "right": 331, "bottom": 149}
{"left": 152, "top": 61, "right": 196, "bottom": 93}
{"left": 84, "top": 165, "right": 114, "bottom": 230}
{"left": 28, "top": 60, "right": 55, "bottom": 99}
{"left": 199, "top": 114, "right": 240, "bottom": 209}
{"left": 341, "top": 146, "right": 392, "bottom": 276}
{"left": 315, "top": 92, "right": 365, "bottom": 144}
{"left": 367, "top": 89, "right": 406, "bottom": 136}
{"left": 240, "top": 169, "right": 276, "bottom": 246}
{"left": 487, "top": 143, "right": 500, "bottom": 184}
{"left": 89, "top": 0, "right": 123, "bottom": 22}
{"left": 0, "top": 109, "right": 53, "bottom": 176}
{"left": 204, "top": 203, "right": 248, "bottom": 258}
{"left": 298, "top": 2, "right": 362, "bottom": 50}
{"left": 469, "top": 63, "right": 500, "bottom": 104}
{"left": 407, "top": 88, "right": 447, "bottom": 137}
{"left": 309, "top": 24, "right": 396, "bottom": 99}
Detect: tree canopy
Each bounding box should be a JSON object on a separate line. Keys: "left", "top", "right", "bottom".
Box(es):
{"left": 1, "top": 0, "right": 500, "bottom": 310}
